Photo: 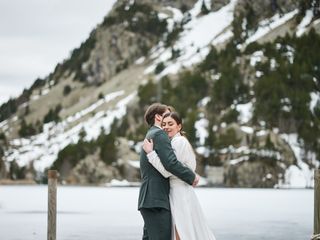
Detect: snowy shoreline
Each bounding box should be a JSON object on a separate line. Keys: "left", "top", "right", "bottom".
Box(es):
{"left": 0, "top": 179, "right": 314, "bottom": 189}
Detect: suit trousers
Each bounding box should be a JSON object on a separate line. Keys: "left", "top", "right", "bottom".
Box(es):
{"left": 140, "top": 207, "right": 172, "bottom": 240}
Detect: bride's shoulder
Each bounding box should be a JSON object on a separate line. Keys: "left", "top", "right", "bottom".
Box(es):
{"left": 172, "top": 135, "right": 188, "bottom": 145}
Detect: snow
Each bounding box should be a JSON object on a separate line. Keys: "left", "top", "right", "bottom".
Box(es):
{"left": 165, "top": 7, "right": 184, "bottom": 33}
{"left": 145, "top": 0, "right": 237, "bottom": 77}
{"left": 1, "top": 2, "right": 316, "bottom": 191}
{"left": 133, "top": 141, "right": 143, "bottom": 154}
{"left": 235, "top": 146, "right": 249, "bottom": 154}
{"left": 296, "top": 10, "right": 314, "bottom": 37}
{"left": 124, "top": 0, "right": 135, "bottom": 11}
{"left": 283, "top": 46, "right": 295, "bottom": 64}
{"left": 310, "top": 92, "right": 320, "bottom": 113}
{"left": 177, "top": 1, "right": 236, "bottom": 50}
{"left": 252, "top": 149, "right": 281, "bottom": 160}
{"left": 220, "top": 122, "right": 227, "bottom": 128}
{"left": 240, "top": 126, "right": 254, "bottom": 134}
{"left": 31, "top": 95, "right": 40, "bottom": 101}
{"left": 195, "top": 146, "right": 210, "bottom": 157}
{"left": 0, "top": 120, "right": 8, "bottom": 129}
{"left": 246, "top": 10, "right": 298, "bottom": 45}
{"left": 42, "top": 88, "right": 50, "bottom": 95}
{"left": 250, "top": 50, "right": 264, "bottom": 67}
{"left": 284, "top": 165, "right": 309, "bottom": 188}
{"left": 211, "top": 29, "right": 233, "bottom": 45}
{"left": 198, "top": 175, "right": 209, "bottom": 186}
{"left": 128, "top": 160, "right": 140, "bottom": 169}
{"left": 198, "top": 96, "right": 211, "bottom": 107}
{"left": 314, "top": 18, "right": 320, "bottom": 26}
{"left": 4, "top": 91, "right": 136, "bottom": 172}
{"left": 255, "top": 71, "right": 263, "bottom": 78}
{"left": 212, "top": 73, "right": 221, "bottom": 80}
{"left": 175, "top": 0, "right": 237, "bottom": 62}
{"left": 235, "top": 102, "right": 253, "bottom": 124}
{"left": 65, "top": 90, "right": 124, "bottom": 124}
{"left": 167, "top": 6, "right": 184, "bottom": 22}
{"left": 105, "top": 179, "right": 131, "bottom": 187}
{"left": 280, "top": 133, "right": 314, "bottom": 188}
{"left": 194, "top": 117, "right": 209, "bottom": 145}
{"left": 280, "top": 97, "right": 292, "bottom": 112}
{"left": 135, "top": 56, "right": 145, "bottom": 65}
{"left": 158, "top": 12, "right": 169, "bottom": 20}
{"left": 229, "top": 155, "right": 249, "bottom": 165}
{"left": 256, "top": 129, "right": 267, "bottom": 137}
{"left": 228, "top": 146, "right": 281, "bottom": 164}
{"left": 143, "top": 63, "right": 157, "bottom": 75}
{"left": 270, "top": 58, "right": 277, "bottom": 70}
{"left": 149, "top": 45, "right": 165, "bottom": 60}
{"left": 265, "top": 173, "right": 272, "bottom": 180}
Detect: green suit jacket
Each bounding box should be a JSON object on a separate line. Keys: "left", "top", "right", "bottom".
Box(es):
{"left": 138, "top": 126, "right": 196, "bottom": 210}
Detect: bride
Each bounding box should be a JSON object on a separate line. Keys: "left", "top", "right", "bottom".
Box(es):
{"left": 143, "top": 111, "right": 216, "bottom": 240}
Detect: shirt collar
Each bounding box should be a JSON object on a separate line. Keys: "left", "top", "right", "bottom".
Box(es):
{"left": 154, "top": 124, "right": 162, "bottom": 129}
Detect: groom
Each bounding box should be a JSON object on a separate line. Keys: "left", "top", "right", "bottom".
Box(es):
{"left": 138, "top": 103, "right": 199, "bottom": 239}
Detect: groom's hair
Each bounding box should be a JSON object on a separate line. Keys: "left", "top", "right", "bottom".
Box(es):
{"left": 144, "top": 103, "right": 168, "bottom": 126}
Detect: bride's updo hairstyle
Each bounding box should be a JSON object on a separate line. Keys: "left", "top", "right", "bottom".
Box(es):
{"left": 162, "top": 111, "right": 186, "bottom": 136}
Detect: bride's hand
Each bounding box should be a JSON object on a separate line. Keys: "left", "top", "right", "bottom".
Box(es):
{"left": 143, "top": 138, "right": 154, "bottom": 154}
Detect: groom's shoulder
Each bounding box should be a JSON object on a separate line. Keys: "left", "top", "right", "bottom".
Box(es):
{"left": 154, "top": 130, "right": 170, "bottom": 143}
{"left": 148, "top": 126, "right": 161, "bottom": 134}
{"left": 147, "top": 127, "right": 165, "bottom": 138}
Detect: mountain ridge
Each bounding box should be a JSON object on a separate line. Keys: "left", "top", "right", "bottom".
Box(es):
{"left": 0, "top": 0, "right": 319, "bottom": 187}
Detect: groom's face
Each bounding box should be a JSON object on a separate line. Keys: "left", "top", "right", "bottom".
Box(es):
{"left": 155, "top": 109, "right": 170, "bottom": 125}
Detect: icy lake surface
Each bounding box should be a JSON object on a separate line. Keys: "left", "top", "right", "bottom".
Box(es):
{"left": 0, "top": 186, "right": 313, "bottom": 240}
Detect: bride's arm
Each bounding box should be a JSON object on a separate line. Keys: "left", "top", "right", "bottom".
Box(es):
{"left": 143, "top": 138, "right": 172, "bottom": 178}
{"left": 146, "top": 150, "right": 172, "bottom": 178}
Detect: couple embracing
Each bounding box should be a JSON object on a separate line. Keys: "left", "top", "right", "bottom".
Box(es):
{"left": 138, "top": 103, "right": 216, "bottom": 240}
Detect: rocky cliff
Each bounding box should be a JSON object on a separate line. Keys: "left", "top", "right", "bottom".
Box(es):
{"left": 0, "top": 0, "right": 319, "bottom": 187}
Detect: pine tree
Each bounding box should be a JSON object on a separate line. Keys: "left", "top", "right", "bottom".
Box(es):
{"left": 201, "top": 0, "right": 210, "bottom": 15}
{"left": 97, "top": 127, "right": 117, "bottom": 165}
{"left": 18, "top": 119, "right": 37, "bottom": 137}
{"left": 313, "top": 0, "right": 320, "bottom": 18}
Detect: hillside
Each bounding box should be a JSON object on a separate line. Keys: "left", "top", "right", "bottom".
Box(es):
{"left": 0, "top": 0, "right": 319, "bottom": 187}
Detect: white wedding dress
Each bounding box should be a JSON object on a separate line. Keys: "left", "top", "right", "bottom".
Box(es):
{"left": 147, "top": 133, "right": 216, "bottom": 240}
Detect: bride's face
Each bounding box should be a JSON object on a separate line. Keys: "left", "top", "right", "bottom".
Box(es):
{"left": 161, "top": 116, "right": 182, "bottom": 138}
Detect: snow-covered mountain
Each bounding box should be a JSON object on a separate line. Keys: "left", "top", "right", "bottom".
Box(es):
{"left": 0, "top": 0, "right": 319, "bottom": 188}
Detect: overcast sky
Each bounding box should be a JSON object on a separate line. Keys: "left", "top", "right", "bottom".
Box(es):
{"left": 0, "top": 0, "right": 117, "bottom": 105}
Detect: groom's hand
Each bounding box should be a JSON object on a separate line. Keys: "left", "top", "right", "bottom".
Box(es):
{"left": 192, "top": 174, "right": 200, "bottom": 187}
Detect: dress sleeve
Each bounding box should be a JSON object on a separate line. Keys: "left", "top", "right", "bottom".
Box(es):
{"left": 146, "top": 151, "right": 172, "bottom": 178}
{"left": 152, "top": 131, "right": 195, "bottom": 185}
{"left": 171, "top": 136, "right": 196, "bottom": 171}
{"left": 146, "top": 136, "right": 196, "bottom": 178}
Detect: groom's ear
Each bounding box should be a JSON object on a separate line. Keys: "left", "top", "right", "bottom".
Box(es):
{"left": 155, "top": 113, "right": 161, "bottom": 121}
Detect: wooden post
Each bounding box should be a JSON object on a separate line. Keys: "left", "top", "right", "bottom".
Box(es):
{"left": 314, "top": 169, "right": 320, "bottom": 239}
{"left": 48, "top": 170, "right": 57, "bottom": 240}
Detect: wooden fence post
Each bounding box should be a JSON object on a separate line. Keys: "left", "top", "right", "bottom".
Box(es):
{"left": 48, "top": 170, "right": 58, "bottom": 240}
{"left": 313, "top": 169, "right": 320, "bottom": 240}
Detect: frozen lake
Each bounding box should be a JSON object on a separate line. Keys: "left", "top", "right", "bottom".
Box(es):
{"left": 0, "top": 186, "right": 313, "bottom": 240}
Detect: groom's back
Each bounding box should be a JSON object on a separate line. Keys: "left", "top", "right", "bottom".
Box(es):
{"left": 138, "top": 126, "right": 170, "bottom": 210}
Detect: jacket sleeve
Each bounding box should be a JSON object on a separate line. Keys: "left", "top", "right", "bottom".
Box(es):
{"left": 153, "top": 130, "right": 195, "bottom": 185}
{"left": 147, "top": 151, "right": 172, "bottom": 178}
